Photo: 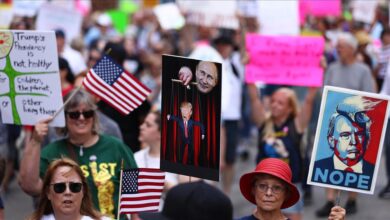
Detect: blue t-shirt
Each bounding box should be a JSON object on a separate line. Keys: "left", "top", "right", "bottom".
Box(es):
{"left": 237, "top": 215, "right": 291, "bottom": 220}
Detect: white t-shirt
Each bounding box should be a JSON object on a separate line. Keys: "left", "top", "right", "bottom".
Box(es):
{"left": 134, "top": 147, "right": 179, "bottom": 185}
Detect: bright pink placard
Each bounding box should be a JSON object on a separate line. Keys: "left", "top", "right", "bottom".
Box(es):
{"left": 299, "top": 0, "right": 341, "bottom": 24}
{"left": 245, "top": 34, "right": 325, "bottom": 87}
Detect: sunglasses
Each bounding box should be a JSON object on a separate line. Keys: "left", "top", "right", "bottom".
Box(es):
{"left": 51, "top": 182, "right": 83, "bottom": 194}
{"left": 66, "top": 110, "right": 94, "bottom": 120}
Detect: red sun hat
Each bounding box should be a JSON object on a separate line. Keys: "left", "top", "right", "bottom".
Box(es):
{"left": 239, "top": 158, "right": 300, "bottom": 209}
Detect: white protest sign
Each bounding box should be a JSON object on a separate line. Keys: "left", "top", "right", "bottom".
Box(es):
{"left": 0, "top": 4, "right": 13, "bottom": 29}
{"left": 36, "top": 3, "right": 82, "bottom": 43}
{"left": 352, "top": 0, "right": 378, "bottom": 24}
{"left": 12, "top": 0, "right": 45, "bottom": 17}
{"left": 0, "top": 30, "right": 65, "bottom": 126}
{"left": 177, "top": 0, "right": 239, "bottom": 30}
{"left": 257, "top": 0, "right": 299, "bottom": 36}
{"left": 153, "top": 3, "right": 185, "bottom": 30}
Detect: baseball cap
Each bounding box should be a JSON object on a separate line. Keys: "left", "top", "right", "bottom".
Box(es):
{"left": 139, "top": 181, "right": 232, "bottom": 220}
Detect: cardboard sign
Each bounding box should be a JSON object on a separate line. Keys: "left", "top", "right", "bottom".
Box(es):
{"left": 177, "top": 0, "right": 239, "bottom": 30}
{"left": 153, "top": 3, "right": 185, "bottom": 30}
{"left": 308, "top": 86, "right": 390, "bottom": 194}
{"left": 91, "top": 0, "right": 118, "bottom": 12}
{"left": 160, "top": 55, "right": 222, "bottom": 181}
{"left": 257, "top": 0, "right": 299, "bottom": 35}
{"left": 352, "top": 0, "right": 378, "bottom": 24}
{"left": 245, "top": 34, "right": 324, "bottom": 86}
{"left": 36, "top": 3, "right": 82, "bottom": 43}
{"left": 0, "top": 30, "right": 65, "bottom": 126}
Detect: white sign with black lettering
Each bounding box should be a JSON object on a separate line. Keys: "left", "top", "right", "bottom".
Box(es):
{"left": 0, "top": 30, "right": 65, "bottom": 126}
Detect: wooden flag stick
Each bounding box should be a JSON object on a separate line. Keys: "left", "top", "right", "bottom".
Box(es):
{"left": 51, "top": 86, "right": 82, "bottom": 120}
{"left": 117, "top": 159, "right": 124, "bottom": 220}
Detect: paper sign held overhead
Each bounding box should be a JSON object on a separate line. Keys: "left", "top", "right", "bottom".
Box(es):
{"left": 245, "top": 34, "right": 324, "bottom": 87}
{"left": 153, "top": 3, "right": 185, "bottom": 30}
{"left": 177, "top": 0, "right": 239, "bottom": 30}
{"left": 0, "top": 30, "right": 65, "bottom": 126}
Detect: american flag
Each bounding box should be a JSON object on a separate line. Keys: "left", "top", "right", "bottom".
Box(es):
{"left": 83, "top": 55, "right": 151, "bottom": 115}
{"left": 119, "top": 168, "right": 165, "bottom": 214}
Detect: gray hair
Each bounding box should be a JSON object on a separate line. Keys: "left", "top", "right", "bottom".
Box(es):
{"left": 57, "top": 88, "right": 100, "bottom": 136}
{"left": 337, "top": 32, "right": 358, "bottom": 51}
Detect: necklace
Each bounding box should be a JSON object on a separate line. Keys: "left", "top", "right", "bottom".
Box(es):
{"left": 69, "top": 135, "right": 99, "bottom": 157}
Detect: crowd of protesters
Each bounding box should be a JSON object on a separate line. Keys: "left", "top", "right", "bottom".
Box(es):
{"left": 0, "top": 0, "right": 390, "bottom": 219}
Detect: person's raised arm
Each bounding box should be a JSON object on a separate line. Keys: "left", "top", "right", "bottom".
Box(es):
{"left": 295, "top": 87, "right": 318, "bottom": 133}
{"left": 247, "top": 83, "right": 266, "bottom": 127}
{"left": 18, "top": 117, "right": 52, "bottom": 196}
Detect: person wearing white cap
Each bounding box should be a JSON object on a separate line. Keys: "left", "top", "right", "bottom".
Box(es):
{"left": 84, "top": 13, "right": 118, "bottom": 48}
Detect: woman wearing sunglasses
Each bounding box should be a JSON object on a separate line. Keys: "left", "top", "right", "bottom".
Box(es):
{"left": 20, "top": 89, "right": 137, "bottom": 219}
{"left": 29, "top": 158, "right": 110, "bottom": 220}
{"left": 238, "top": 158, "right": 346, "bottom": 220}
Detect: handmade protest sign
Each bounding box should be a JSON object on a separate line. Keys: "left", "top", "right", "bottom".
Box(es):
{"left": 307, "top": 86, "right": 390, "bottom": 194}
{"left": 0, "top": 30, "right": 65, "bottom": 126}
{"left": 245, "top": 34, "right": 324, "bottom": 86}
{"left": 153, "top": 3, "right": 185, "bottom": 30}
{"left": 299, "top": 0, "right": 341, "bottom": 24}
{"left": 160, "top": 55, "right": 222, "bottom": 181}
{"left": 36, "top": 3, "right": 82, "bottom": 43}
{"left": 257, "top": 0, "right": 299, "bottom": 36}
{"left": 177, "top": 0, "right": 239, "bottom": 30}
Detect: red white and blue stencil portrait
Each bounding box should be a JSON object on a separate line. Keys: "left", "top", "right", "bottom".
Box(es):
{"left": 307, "top": 86, "right": 390, "bottom": 194}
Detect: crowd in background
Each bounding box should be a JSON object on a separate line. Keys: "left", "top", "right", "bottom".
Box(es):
{"left": 0, "top": 0, "right": 390, "bottom": 219}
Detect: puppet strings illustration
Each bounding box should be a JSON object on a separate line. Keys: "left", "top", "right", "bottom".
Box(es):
{"left": 167, "top": 78, "right": 206, "bottom": 166}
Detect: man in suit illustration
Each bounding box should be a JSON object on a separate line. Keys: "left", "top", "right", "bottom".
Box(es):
{"left": 168, "top": 101, "right": 205, "bottom": 165}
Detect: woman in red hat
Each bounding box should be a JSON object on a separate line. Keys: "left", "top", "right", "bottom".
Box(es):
{"left": 238, "top": 158, "right": 345, "bottom": 220}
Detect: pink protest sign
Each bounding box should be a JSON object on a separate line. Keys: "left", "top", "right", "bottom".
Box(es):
{"left": 299, "top": 0, "right": 341, "bottom": 24}
{"left": 245, "top": 34, "right": 325, "bottom": 87}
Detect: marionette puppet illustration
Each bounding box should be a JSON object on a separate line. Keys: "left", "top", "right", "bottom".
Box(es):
{"left": 161, "top": 55, "right": 221, "bottom": 181}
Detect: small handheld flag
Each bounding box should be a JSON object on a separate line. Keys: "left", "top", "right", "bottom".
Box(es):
{"left": 119, "top": 168, "right": 165, "bottom": 214}
{"left": 83, "top": 55, "right": 151, "bottom": 115}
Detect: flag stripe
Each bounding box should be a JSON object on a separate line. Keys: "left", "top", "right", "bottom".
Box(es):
{"left": 120, "top": 199, "right": 161, "bottom": 205}
{"left": 120, "top": 206, "right": 159, "bottom": 213}
{"left": 123, "top": 70, "right": 151, "bottom": 94}
{"left": 82, "top": 55, "right": 150, "bottom": 115}
{"left": 113, "top": 82, "right": 143, "bottom": 105}
{"left": 83, "top": 79, "right": 129, "bottom": 114}
{"left": 88, "top": 69, "right": 135, "bottom": 110}
{"left": 83, "top": 72, "right": 132, "bottom": 114}
{"left": 122, "top": 73, "right": 150, "bottom": 97}
{"left": 120, "top": 168, "right": 165, "bottom": 214}
{"left": 121, "top": 195, "right": 161, "bottom": 201}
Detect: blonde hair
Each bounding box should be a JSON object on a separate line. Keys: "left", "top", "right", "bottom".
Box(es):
{"left": 262, "top": 88, "right": 299, "bottom": 138}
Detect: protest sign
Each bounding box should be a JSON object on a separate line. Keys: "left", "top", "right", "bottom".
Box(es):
{"left": 91, "top": 0, "right": 118, "bottom": 12}
{"left": 307, "top": 86, "right": 390, "bottom": 194}
{"left": 299, "top": 0, "right": 341, "bottom": 24}
{"left": 257, "top": 0, "right": 299, "bottom": 35}
{"left": 12, "top": 0, "right": 44, "bottom": 17}
{"left": 245, "top": 34, "right": 324, "bottom": 86}
{"left": 0, "top": 30, "right": 65, "bottom": 126}
{"left": 161, "top": 55, "right": 222, "bottom": 181}
{"left": 153, "top": 3, "right": 185, "bottom": 30}
{"left": 0, "top": 3, "right": 13, "bottom": 29}
{"left": 36, "top": 3, "right": 82, "bottom": 43}
{"left": 352, "top": 0, "right": 378, "bottom": 24}
{"left": 177, "top": 0, "right": 239, "bottom": 30}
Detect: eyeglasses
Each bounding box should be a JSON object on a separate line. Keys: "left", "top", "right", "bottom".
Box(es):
{"left": 50, "top": 182, "right": 83, "bottom": 194}
{"left": 255, "top": 183, "right": 285, "bottom": 194}
{"left": 66, "top": 110, "right": 94, "bottom": 120}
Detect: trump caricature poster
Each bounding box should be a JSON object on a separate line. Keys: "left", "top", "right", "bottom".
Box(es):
{"left": 160, "top": 55, "right": 222, "bottom": 181}
{"left": 308, "top": 86, "right": 390, "bottom": 194}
